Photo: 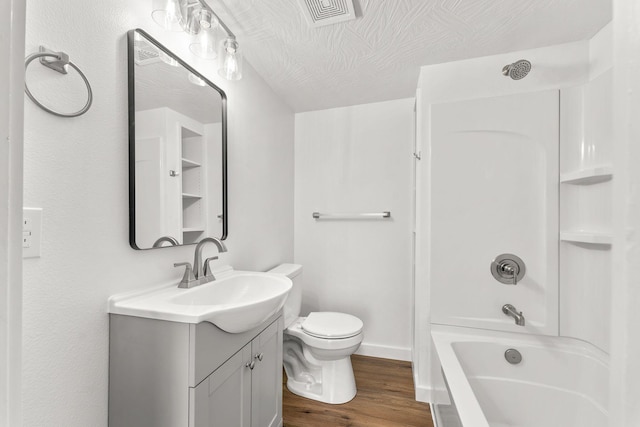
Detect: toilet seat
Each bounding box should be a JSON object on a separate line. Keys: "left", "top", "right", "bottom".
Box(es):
{"left": 301, "top": 312, "right": 363, "bottom": 339}
{"left": 285, "top": 315, "right": 363, "bottom": 351}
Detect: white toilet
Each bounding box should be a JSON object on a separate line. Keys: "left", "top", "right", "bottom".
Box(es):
{"left": 269, "top": 263, "right": 364, "bottom": 404}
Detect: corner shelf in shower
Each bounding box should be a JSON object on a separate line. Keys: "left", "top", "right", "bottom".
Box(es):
{"left": 560, "top": 231, "right": 612, "bottom": 245}
{"left": 182, "top": 227, "right": 205, "bottom": 233}
{"left": 560, "top": 166, "right": 613, "bottom": 185}
{"left": 182, "top": 192, "right": 202, "bottom": 199}
{"left": 181, "top": 158, "right": 201, "bottom": 168}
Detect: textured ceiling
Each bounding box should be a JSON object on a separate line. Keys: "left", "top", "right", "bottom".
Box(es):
{"left": 212, "top": 0, "right": 611, "bottom": 112}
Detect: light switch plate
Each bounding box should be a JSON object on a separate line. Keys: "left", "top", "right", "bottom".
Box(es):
{"left": 23, "top": 208, "right": 43, "bottom": 258}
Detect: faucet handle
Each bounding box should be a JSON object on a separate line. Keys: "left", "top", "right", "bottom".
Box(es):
{"left": 500, "top": 262, "right": 518, "bottom": 285}
{"left": 174, "top": 262, "right": 196, "bottom": 288}
{"left": 204, "top": 256, "right": 218, "bottom": 278}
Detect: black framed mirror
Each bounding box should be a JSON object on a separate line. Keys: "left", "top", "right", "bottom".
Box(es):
{"left": 128, "top": 28, "right": 227, "bottom": 250}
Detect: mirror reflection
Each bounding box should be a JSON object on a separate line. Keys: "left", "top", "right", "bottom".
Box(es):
{"left": 128, "top": 29, "right": 227, "bottom": 250}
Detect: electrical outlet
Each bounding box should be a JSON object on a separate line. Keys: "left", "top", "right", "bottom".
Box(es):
{"left": 23, "top": 208, "right": 43, "bottom": 258}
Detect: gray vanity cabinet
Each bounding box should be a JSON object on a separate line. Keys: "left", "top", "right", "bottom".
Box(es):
{"left": 109, "top": 312, "right": 283, "bottom": 427}
{"left": 191, "top": 343, "right": 252, "bottom": 427}
{"left": 250, "top": 319, "right": 283, "bottom": 427}
{"left": 191, "top": 320, "right": 282, "bottom": 427}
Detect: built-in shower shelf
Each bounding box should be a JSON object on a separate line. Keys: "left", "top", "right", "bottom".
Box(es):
{"left": 181, "top": 158, "right": 201, "bottom": 168}
{"left": 182, "top": 192, "right": 202, "bottom": 199}
{"left": 560, "top": 166, "right": 612, "bottom": 185}
{"left": 560, "top": 231, "right": 612, "bottom": 245}
{"left": 182, "top": 227, "right": 204, "bottom": 233}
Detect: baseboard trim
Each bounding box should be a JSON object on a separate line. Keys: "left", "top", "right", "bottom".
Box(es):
{"left": 355, "top": 343, "right": 411, "bottom": 361}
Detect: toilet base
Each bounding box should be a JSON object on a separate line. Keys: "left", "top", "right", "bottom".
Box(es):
{"left": 283, "top": 336, "right": 358, "bottom": 404}
{"left": 285, "top": 354, "right": 357, "bottom": 404}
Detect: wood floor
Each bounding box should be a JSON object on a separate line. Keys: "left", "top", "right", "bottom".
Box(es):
{"left": 283, "top": 355, "right": 434, "bottom": 427}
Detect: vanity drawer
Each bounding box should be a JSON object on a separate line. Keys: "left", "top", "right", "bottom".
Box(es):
{"left": 189, "top": 311, "right": 282, "bottom": 386}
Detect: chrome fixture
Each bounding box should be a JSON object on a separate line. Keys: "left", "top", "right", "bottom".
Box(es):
{"left": 174, "top": 237, "right": 228, "bottom": 288}
{"left": 504, "top": 348, "right": 522, "bottom": 364}
{"left": 502, "top": 59, "right": 531, "bottom": 80}
{"left": 193, "top": 237, "right": 228, "bottom": 280}
{"left": 174, "top": 261, "right": 196, "bottom": 288}
{"left": 246, "top": 352, "right": 264, "bottom": 370}
{"left": 312, "top": 211, "right": 391, "bottom": 220}
{"left": 203, "top": 256, "right": 218, "bottom": 278}
{"left": 152, "top": 235, "right": 179, "bottom": 247}
{"left": 218, "top": 37, "right": 243, "bottom": 81}
{"left": 151, "top": 0, "right": 243, "bottom": 80}
{"left": 491, "top": 253, "right": 526, "bottom": 285}
{"left": 24, "top": 46, "right": 93, "bottom": 118}
{"left": 502, "top": 304, "right": 525, "bottom": 326}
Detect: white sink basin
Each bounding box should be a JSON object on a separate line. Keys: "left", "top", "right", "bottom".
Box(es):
{"left": 108, "top": 269, "right": 292, "bottom": 333}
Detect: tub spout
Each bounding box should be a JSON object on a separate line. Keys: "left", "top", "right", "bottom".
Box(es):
{"left": 502, "top": 304, "right": 525, "bottom": 326}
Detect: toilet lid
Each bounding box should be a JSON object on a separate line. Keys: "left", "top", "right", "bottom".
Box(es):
{"left": 301, "top": 312, "right": 363, "bottom": 339}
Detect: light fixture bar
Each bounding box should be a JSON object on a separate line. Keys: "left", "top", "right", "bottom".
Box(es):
{"left": 151, "top": 0, "right": 242, "bottom": 80}
{"left": 189, "top": 0, "right": 236, "bottom": 39}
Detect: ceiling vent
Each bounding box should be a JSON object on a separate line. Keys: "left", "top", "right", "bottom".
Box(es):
{"left": 133, "top": 39, "right": 161, "bottom": 66}
{"left": 298, "top": 0, "right": 357, "bottom": 27}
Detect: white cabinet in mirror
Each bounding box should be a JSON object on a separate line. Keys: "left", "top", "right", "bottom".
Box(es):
{"left": 128, "top": 29, "right": 227, "bottom": 250}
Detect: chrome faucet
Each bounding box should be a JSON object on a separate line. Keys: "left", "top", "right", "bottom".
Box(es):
{"left": 152, "top": 235, "right": 179, "bottom": 247}
{"left": 174, "top": 237, "right": 228, "bottom": 288}
{"left": 193, "top": 237, "right": 227, "bottom": 279}
{"left": 502, "top": 304, "right": 525, "bottom": 326}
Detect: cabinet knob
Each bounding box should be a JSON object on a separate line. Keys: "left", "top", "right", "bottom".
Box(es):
{"left": 254, "top": 353, "right": 264, "bottom": 362}
{"left": 245, "top": 361, "right": 255, "bottom": 370}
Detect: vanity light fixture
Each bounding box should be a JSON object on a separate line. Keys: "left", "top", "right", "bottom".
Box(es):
{"left": 151, "top": 0, "right": 183, "bottom": 31}
{"left": 151, "top": 0, "right": 243, "bottom": 80}
{"left": 218, "top": 37, "right": 242, "bottom": 80}
{"left": 189, "top": 9, "right": 219, "bottom": 60}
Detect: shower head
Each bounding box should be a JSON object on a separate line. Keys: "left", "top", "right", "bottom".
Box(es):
{"left": 502, "top": 60, "right": 531, "bottom": 80}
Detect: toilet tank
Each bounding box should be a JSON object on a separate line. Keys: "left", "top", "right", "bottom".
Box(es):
{"left": 268, "top": 263, "right": 302, "bottom": 328}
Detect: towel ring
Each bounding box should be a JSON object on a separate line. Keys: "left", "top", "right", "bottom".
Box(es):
{"left": 24, "top": 48, "right": 93, "bottom": 118}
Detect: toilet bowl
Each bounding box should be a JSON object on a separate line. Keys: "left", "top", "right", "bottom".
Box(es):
{"left": 268, "top": 264, "right": 364, "bottom": 404}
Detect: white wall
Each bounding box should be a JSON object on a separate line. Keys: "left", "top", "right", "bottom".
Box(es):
{"left": 294, "top": 98, "right": 414, "bottom": 361}
{"left": 22, "top": 1, "right": 294, "bottom": 425}
{"left": 0, "top": 0, "right": 25, "bottom": 425}
{"left": 415, "top": 40, "right": 593, "bottom": 402}
{"left": 609, "top": 0, "right": 640, "bottom": 424}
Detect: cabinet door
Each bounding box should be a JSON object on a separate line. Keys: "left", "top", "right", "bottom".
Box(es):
{"left": 191, "top": 344, "right": 252, "bottom": 427}
{"left": 251, "top": 318, "right": 283, "bottom": 427}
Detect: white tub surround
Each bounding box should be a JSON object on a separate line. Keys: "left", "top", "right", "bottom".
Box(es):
{"left": 559, "top": 23, "right": 613, "bottom": 354}
{"left": 428, "top": 90, "right": 559, "bottom": 336}
{"left": 414, "top": 24, "right": 614, "bottom": 404}
{"left": 432, "top": 325, "right": 609, "bottom": 427}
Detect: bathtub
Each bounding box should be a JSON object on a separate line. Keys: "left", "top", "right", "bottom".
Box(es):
{"left": 431, "top": 325, "right": 609, "bottom": 427}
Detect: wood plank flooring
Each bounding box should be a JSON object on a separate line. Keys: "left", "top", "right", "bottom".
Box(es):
{"left": 283, "top": 355, "right": 434, "bottom": 427}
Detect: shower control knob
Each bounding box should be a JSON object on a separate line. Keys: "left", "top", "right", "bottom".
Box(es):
{"left": 491, "top": 253, "right": 526, "bottom": 285}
